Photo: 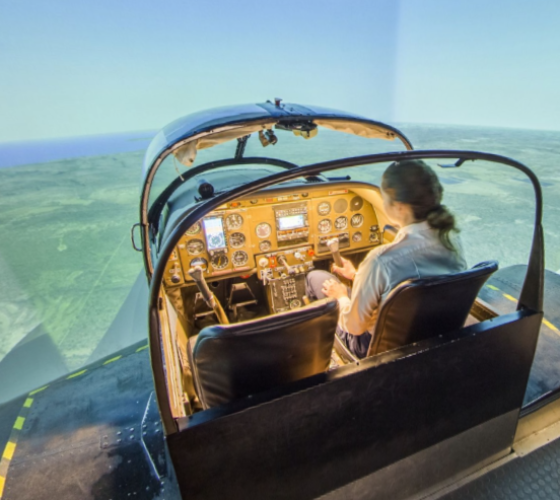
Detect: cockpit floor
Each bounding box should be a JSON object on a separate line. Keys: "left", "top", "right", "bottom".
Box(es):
{"left": 440, "top": 434, "right": 560, "bottom": 500}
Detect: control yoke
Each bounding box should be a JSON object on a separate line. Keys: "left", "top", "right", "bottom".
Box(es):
{"left": 188, "top": 266, "right": 230, "bottom": 325}
{"left": 326, "top": 237, "right": 344, "bottom": 267}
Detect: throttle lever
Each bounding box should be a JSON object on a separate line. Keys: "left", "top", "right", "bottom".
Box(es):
{"left": 326, "top": 237, "right": 344, "bottom": 267}
{"left": 277, "top": 254, "right": 295, "bottom": 275}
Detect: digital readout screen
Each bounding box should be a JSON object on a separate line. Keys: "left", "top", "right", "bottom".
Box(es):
{"left": 278, "top": 214, "right": 305, "bottom": 231}
{"left": 203, "top": 217, "right": 226, "bottom": 250}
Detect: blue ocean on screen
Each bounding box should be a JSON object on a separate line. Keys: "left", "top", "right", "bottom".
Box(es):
{"left": 0, "top": 131, "right": 156, "bottom": 168}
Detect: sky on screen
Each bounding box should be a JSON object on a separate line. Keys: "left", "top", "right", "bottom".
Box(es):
{"left": 1, "top": 0, "right": 559, "bottom": 141}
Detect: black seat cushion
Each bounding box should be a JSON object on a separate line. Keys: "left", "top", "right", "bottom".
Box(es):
{"left": 188, "top": 297, "right": 339, "bottom": 409}
{"left": 368, "top": 261, "right": 498, "bottom": 356}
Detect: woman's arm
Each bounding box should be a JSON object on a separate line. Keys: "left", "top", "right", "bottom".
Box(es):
{"left": 337, "top": 255, "right": 389, "bottom": 335}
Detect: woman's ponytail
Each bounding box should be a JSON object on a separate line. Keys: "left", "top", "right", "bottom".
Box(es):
{"left": 426, "top": 204, "right": 457, "bottom": 251}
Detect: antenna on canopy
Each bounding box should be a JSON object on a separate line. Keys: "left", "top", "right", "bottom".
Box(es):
{"left": 438, "top": 158, "right": 470, "bottom": 168}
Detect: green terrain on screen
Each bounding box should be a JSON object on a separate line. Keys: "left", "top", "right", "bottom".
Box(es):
{"left": 0, "top": 124, "right": 559, "bottom": 371}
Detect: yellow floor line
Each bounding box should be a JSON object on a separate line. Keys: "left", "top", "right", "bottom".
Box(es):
{"left": 13, "top": 418, "right": 24, "bottom": 431}
{"left": 136, "top": 344, "right": 148, "bottom": 352}
{"left": 103, "top": 355, "right": 122, "bottom": 365}
{"left": 488, "top": 283, "right": 560, "bottom": 337}
{"left": 0, "top": 395, "right": 36, "bottom": 499}
{"left": 1, "top": 443, "right": 15, "bottom": 462}
{"left": 28, "top": 385, "right": 48, "bottom": 396}
{"left": 543, "top": 319, "right": 560, "bottom": 333}
{"left": 66, "top": 369, "right": 87, "bottom": 380}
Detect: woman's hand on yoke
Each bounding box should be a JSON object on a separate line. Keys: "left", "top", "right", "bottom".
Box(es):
{"left": 332, "top": 257, "right": 356, "bottom": 280}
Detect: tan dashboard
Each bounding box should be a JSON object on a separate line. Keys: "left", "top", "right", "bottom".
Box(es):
{"left": 163, "top": 185, "right": 381, "bottom": 287}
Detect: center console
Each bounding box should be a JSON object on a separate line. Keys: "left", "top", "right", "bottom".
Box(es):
{"left": 258, "top": 244, "right": 315, "bottom": 313}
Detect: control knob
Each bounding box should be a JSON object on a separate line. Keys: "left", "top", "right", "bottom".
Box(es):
{"left": 259, "top": 257, "right": 269, "bottom": 268}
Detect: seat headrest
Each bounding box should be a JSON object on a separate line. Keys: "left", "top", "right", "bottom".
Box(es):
{"left": 391, "top": 260, "right": 499, "bottom": 292}
{"left": 194, "top": 297, "right": 338, "bottom": 353}
{"left": 369, "top": 261, "right": 498, "bottom": 357}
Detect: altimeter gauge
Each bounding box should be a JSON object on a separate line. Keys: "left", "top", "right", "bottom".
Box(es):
{"left": 225, "top": 213, "right": 244, "bottom": 230}
{"left": 229, "top": 232, "right": 246, "bottom": 248}
{"left": 186, "top": 239, "right": 204, "bottom": 255}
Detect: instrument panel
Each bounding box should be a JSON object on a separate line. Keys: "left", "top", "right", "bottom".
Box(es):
{"left": 163, "top": 185, "right": 381, "bottom": 287}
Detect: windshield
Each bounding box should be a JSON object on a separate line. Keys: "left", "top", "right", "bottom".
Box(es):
{"left": 147, "top": 127, "right": 410, "bottom": 222}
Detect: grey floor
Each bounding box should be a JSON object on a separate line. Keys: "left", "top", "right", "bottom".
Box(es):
{"left": 441, "top": 438, "right": 560, "bottom": 500}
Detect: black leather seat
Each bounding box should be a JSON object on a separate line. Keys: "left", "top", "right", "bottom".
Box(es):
{"left": 188, "top": 297, "right": 339, "bottom": 409}
{"left": 335, "top": 261, "right": 498, "bottom": 361}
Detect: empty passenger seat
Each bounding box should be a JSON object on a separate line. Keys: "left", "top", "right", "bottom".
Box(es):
{"left": 188, "top": 297, "right": 339, "bottom": 409}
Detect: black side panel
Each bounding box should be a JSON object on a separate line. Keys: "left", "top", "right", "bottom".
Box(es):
{"left": 479, "top": 265, "right": 560, "bottom": 405}
{"left": 167, "top": 311, "right": 541, "bottom": 500}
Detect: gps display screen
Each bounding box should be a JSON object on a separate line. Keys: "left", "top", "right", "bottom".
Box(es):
{"left": 203, "top": 217, "right": 226, "bottom": 250}
{"left": 278, "top": 214, "right": 305, "bottom": 230}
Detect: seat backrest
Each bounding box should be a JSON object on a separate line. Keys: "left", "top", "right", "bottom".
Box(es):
{"left": 369, "top": 261, "right": 498, "bottom": 356}
{"left": 190, "top": 298, "right": 339, "bottom": 409}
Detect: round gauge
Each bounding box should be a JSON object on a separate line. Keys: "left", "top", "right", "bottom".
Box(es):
{"left": 351, "top": 214, "right": 364, "bottom": 228}
{"left": 232, "top": 250, "right": 249, "bottom": 267}
{"left": 186, "top": 221, "right": 201, "bottom": 235}
{"left": 334, "top": 216, "right": 348, "bottom": 230}
{"left": 256, "top": 222, "right": 272, "bottom": 239}
{"left": 259, "top": 240, "right": 272, "bottom": 252}
{"left": 317, "top": 202, "right": 331, "bottom": 216}
{"left": 350, "top": 196, "right": 364, "bottom": 211}
{"left": 352, "top": 232, "right": 362, "bottom": 243}
{"left": 289, "top": 299, "right": 302, "bottom": 309}
{"left": 317, "top": 219, "right": 332, "bottom": 233}
{"left": 186, "top": 239, "right": 204, "bottom": 255}
{"left": 229, "top": 232, "right": 246, "bottom": 248}
{"left": 334, "top": 198, "right": 348, "bottom": 213}
{"left": 189, "top": 257, "right": 208, "bottom": 270}
{"left": 210, "top": 253, "right": 229, "bottom": 270}
{"left": 225, "top": 213, "right": 244, "bottom": 230}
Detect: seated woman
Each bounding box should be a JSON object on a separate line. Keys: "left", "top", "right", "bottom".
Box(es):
{"left": 306, "top": 160, "right": 467, "bottom": 359}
